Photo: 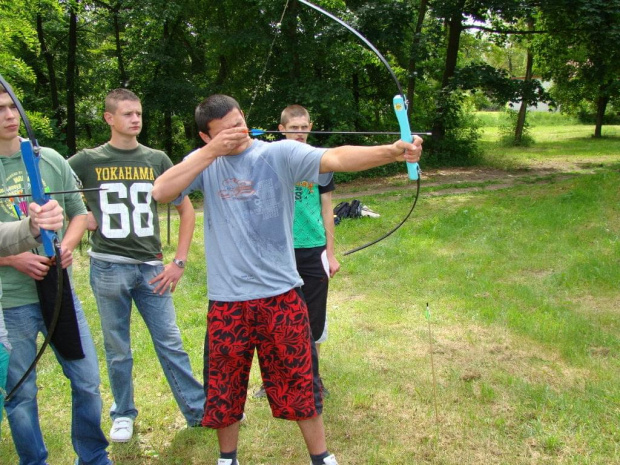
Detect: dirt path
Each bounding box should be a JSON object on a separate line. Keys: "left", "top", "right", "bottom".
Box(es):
{"left": 333, "top": 160, "right": 611, "bottom": 199}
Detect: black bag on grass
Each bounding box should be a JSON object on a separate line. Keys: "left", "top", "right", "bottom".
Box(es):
{"left": 333, "top": 199, "right": 362, "bottom": 225}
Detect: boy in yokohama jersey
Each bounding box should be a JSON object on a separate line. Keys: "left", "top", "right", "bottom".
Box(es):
{"left": 69, "top": 88, "right": 205, "bottom": 443}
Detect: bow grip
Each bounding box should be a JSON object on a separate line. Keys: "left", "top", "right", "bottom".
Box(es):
{"left": 20, "top": 140, "right": 56, "bottom": 257}
{"left": 393, "top": 95, "right": 420, "bottom": 181}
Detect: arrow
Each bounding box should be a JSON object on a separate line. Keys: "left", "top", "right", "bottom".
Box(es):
{"left": 247, "top": 128, "right": 432, "bottom": 137}
{"left": 0, "top": 187, "right": 107, "bottom": 200}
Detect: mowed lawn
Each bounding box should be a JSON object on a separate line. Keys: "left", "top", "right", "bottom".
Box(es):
{"left": 1, "top": 117, "right": 619, "bottom": 464}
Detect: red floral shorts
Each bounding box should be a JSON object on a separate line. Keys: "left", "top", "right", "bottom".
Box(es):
{"left": 201, "top": 288, "right": 323, "bottom": 428}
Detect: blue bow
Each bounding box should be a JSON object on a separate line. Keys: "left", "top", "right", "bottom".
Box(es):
{"left": 0, "top": 74, "right": 64, "bottom": 402}
{"left": 296, "top": 1, "right": 422, "bottom": 255}
{"left": 0, "top": 75, "right": 59, "bottom": 257}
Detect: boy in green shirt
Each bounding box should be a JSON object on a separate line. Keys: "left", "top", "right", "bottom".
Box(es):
{"left": 0, "top": 82, "right": 111, "bottom": 465}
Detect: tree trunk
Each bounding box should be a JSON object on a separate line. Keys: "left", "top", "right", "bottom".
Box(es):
{"left": 36, "top": 12, "right": 62, "bottom": 127}
{"left": 515, "top": 18, "right": 534, "bottom": 145}
{"left": 440, "top": 14, "right": 463, "bottom": 90}
{"left": 352, "top": 72, "right": 360, "bottom": 131}
{"left": 215, "top": 55, "right": 228, "bottom": 87}
{"left": 406, "top": 0, "right": 428, "bottom": 116}
{"left": 164, "top": 110, "right": 173, "bottom": 155}
{"left": 514, "top": 51, "right": 533, "bottom": 144}
{"left": 432, "top": 10, "right": 464, "bottom": 141}
{"left": 66, "top": 2, "right": 79, "bottom": 155}
{"left": 284, "top": 0, "right": 301, "bottom": 80}
{"left": 112, "top": 6, "right": 128, "bottom": 87}
{"left": 594, "top": 93, "right": 608, "bottom": 138}
{"left": 161, "top": 21, "right": 174, "bottom": 154}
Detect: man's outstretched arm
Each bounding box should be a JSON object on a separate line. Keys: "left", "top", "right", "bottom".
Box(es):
{"left": 320, "top": 136, "right": 422, "bottom": 174}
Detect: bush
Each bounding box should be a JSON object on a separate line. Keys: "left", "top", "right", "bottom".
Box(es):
{"left": 498, "top": 109, "right": 534, "bottom": 147}
{"left": 422, "top": 127, "right": 482, "bottom": 166}
{"left": 422, "top": 94, "right": 483, "bottom": 166}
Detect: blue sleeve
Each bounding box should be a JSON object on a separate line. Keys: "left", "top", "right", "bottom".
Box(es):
{"left": 170, "top": 150, "right": 205, "bottom": 205}
{"left": 319, "top": 178, "right": 335, "bottom": 194}
{"left": 277, "top": 140, "right": 328, "bottom": 184}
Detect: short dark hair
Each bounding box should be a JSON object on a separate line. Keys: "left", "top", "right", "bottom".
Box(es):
{"left": 0, "top": 83, "right": 7, "bottom": 94}
{"left": 105, "top": 88, "right": 140, "bottom": 113}
{"left": 195, "top": 94, "right": 241, "bottom": 134}
{"left": 280, "top": 104, "right": 310, "bottom": 126}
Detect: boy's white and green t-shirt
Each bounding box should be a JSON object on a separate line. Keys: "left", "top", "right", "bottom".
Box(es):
{"left": 69, "top": 143, "right": 177, "bottom": 263}
{"left": 292, "top": 179, "right": 335, "bottom": 249}
{"left": 0, "top": 147, "right": 87, "bottom": 308}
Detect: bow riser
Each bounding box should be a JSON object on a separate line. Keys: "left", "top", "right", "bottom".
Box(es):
{"left": 393, "top": 95, "right": 420, "bottom": 180}
{"left": 20, "top": 140, "right": 56, "bottom": 257}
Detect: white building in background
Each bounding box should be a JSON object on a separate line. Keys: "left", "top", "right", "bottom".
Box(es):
{"left": 509, "top": 77, "right": 555, "bottom": 112}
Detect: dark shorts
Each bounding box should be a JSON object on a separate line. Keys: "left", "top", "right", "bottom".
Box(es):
{"left": 295, "top": 246, "right": 330, "bottom": 342}
{"left": 201, "top": 288, "right": 322, "bottom": 428}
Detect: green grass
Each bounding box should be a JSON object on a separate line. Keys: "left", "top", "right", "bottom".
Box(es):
{"left": 326, "top": 169, "right": 620, "bottom": 463}
{"left": 475, "top": 111, "right": 581, "bottom": 128}
{"left": 1, "top": 121, "right": 620, "bottom": 464}
{"left": 475, "top": 111, "right": 620, "bottom": 171}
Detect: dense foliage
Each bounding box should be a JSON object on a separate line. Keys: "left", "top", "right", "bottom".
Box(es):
{"left": 0, "top": 0, "right": 618, "bottom": 166}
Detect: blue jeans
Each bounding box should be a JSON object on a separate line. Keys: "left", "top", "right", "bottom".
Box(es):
{"left": 0, "top": 342, "right": 9, "bottom": 435}
{"left": 89, "top": 258, "right": 204, "bottom": 425}
{"left": 3, "top": 298, "right": 111, "bottom": 465}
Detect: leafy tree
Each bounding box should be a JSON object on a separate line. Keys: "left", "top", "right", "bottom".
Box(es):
{"left": 475, "top": 13, "right": 552, "bottom": 145}
{"left": 0, "top": 0, "right": 38, "bottom": 88}
{"left": 537, "top": 0, "right": 620, "bottom": 137}
{"left": 0, "top": 0, "right": 71, "bottom": 153}
{"left": 6, "top": 0, "right": 611, "bottom": 168}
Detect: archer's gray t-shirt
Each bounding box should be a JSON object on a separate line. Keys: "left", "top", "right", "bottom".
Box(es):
{"left": 180, "top": 139, "right": 331, "bottom": 301}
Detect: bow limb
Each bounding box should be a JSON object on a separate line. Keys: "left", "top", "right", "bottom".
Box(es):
{"left": 297, "top": 1, "right": 421, "bottom": 179}
{"left": 342, "top": 178, "right": 421, "bottom": 256}
{"left": 295, "top": 1, "right": 422, "bottom": 254}
{"left": 298, "top": 0, "right": 403, "bottom": 95}
{"left": 0, "top": 74, "right": 64, "bottom": 402}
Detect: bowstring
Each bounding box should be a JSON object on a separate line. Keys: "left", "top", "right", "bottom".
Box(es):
{"left": 247, "top": 0, "right": 419, "bottom": 257}
{"left": 245, "top": 0, "right": 348, "bottom": 256}
{"left": 257, "top": 151, "right": 349, "bottom": 256}
{"left": 246, "top": 0, "right": 291, "bottom": 123}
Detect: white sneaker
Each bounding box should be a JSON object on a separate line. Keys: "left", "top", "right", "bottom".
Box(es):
{"left": 110, "top": 416, "right": 134, "bottom": 442}
{"left": 314, "top": 454, "right": 338, "bottom": 465}
{"left": 361, "top": 205, "right": 380, "bottom": 218}
{"left": 217, "top": 459, "right": 239, "bottom": 465}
